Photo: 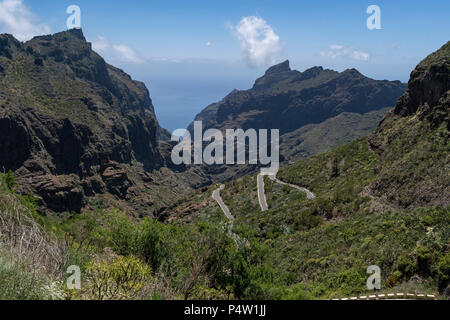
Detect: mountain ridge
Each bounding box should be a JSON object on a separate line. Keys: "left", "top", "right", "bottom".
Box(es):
{"left": 0, "top": 29, "right": 199, "bottom": 214}
{"left": 183, "top": 60, "right": 406, "bottom": 181}
{"left": 188, "top": 60, "right": 406, "bottom": 137}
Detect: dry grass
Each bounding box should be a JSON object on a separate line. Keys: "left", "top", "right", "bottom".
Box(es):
{"left": 0, "top": 191, "right": 66, "bottom": 275}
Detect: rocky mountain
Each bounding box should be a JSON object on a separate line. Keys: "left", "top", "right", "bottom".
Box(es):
{"left": 0, "top": 29, "right": 200, "bottom": 215}
{"left": 190, "top": 60, "right": 406, "bottom": 135}
{"left": 185, "top": 61, "right": 406, "bottom": 178}
{"left": 275, "top": 42, "right": 449, "bottom": 211}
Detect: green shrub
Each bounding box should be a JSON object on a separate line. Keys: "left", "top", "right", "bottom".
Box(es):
{"left": 414, "top": 246, "right": 435, "bottom": 276}
{"left": 230, "top": 254, "right": 251, "bottom": 299}
{"left": 136, "top": 218, "right": 167, "bottom": 271}
{"left": 81, "top": 253, "right": 151, "bottom": 300}
{"left": 1, "top": 170, "right": 17, "bottom": 191}
{"left": 396, "top": 254, "right": 415, "bottom": 279}
{"left": 420, "top": 215, "right": 434, "bottom": 227}
{"left": 281, "top": 283, "right": 313, "bottom": 300}
{"left": 437, "top": 253, "right": 450, "bottom": 292}
{"left": 93, "top": 212, "right": 137, "bottom": 256}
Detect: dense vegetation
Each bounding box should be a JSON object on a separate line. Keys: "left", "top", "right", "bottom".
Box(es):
{"left": 0, "top": 171, "right": 260, "bottom": 300}
{"left": 4, "top": 161, "right": 447, "bottom": 300}
{"left": 213, "top": 138, "right": 449, "bottom": 298}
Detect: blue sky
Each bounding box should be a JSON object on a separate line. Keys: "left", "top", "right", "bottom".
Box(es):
{"left": 0, "top": 0, "right": 449, "bottom": 130}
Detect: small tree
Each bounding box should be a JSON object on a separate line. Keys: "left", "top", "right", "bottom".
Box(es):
{"left": 136, "top": 218, "right": 167, "bottom": 271}
{"left": 437, "top": 253, "right": 450, "bottom": 293}
{"left": 331, "top": 159, "right": 340, "bottom": 178}
{"left": 83, "top": 253, "right": 151, "bottom": 300}
{"left": 2, "top": 170, "right": 17, "bottom": 191}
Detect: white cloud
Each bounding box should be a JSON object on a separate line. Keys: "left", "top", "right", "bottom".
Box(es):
{"left": 91, "top": 36, "right": 109, "bottom": 51}
{"left": 111, "top": 44, "right": 143, "bottom": 63}
{"left": 233, "top": 16, "right": 281, "bottom": 68}
{"left": 0, "top": 0, "right": 50, "bottom": 41}
{"left": 330, "top": 44, "right": 344, "bottom": 50}
{"left": 91, "top": 36, "right": 143, "bottom": 63}
{"left": 320, "top": 44, "right": 371, "bottom": 62}
{"left": 205, "top": 41, "right": 212, "bottom": 47}
{"left": 350, "top": 50, "right": 370, "bottom": 61}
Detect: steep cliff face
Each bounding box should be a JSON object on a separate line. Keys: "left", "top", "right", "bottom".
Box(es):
{"left": 0, "top": 29, "right": 173, "bottom": 213}
{"left": 369, "top": 41, "right": 450, "bottom": 208}
{"left": 394, "top": 42, "right": 449, "bottom": 127}
{"left": 190, "top": 60, "right": 406, "bottom": 136}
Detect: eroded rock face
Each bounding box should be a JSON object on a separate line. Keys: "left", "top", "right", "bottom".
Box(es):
{"left": 0, "top": 29, "right": 167, "bottom": 213}
{"left": 0, "top": 116, "right": 32, "bottom": 170}
{"left": 29, "top": 175, "right": 85, "bottom": 213}
{"left": 368, "top": 41, "right": 450, "bottom": 209}
{"left": 394, "top": 41, "right": 450, "bottom": 128}
{"left": 101, "top": 161, "right": 133, "bottom": 198}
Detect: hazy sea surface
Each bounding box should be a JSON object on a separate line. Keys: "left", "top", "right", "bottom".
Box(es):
{"left": 143, "top": 77, "right": 255, "bottom": 133}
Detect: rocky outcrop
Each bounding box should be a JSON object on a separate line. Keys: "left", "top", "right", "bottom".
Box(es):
{"left": 394, "top": 41, "right": 449, "bottom": 128}
{"left": 370, "top": 41, "right": 449, "bottom": 150}
{"left": 368, "top": 41, "right": 450, "bottom": 209}
{"left": 100, "top": 161, "right": 133, "bottom": 199}
{"left": 28, "top": 175, "right": 85, "bottom": 213}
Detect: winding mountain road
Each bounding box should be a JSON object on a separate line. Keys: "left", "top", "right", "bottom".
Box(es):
{"left": 212, "top": 185, "right": 234, "bottom": 222}
{"left": 268, "top": 175, "right": 316, "bottom": 200}
{"left": 212, "top": 185, "right": 241, "bottom": 243}
{"left": 257, "top": 174, "right": 269, "bottom": 212}
{"left": 257, "top": 173, "right": 316, "bottom": 212}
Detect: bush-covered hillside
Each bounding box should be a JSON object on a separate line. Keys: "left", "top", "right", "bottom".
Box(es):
{"left": 161, "top": 42, "right": 450, "bottom": 299}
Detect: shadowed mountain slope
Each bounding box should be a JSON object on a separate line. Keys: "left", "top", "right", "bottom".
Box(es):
{"left": 189, "top": 60, "right": 406, "bottom": 136}
{"left": 0, "top": 29, "right": 201, "bottom": 214}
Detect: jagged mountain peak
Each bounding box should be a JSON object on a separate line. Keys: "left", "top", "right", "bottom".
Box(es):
{"left": 253, "top": 60, "right": 298, "bottom": 89}
{"left": 25, "top": 28, "right": 92, "bottom": 58}
{"left": 298, "top": 66, "right": 327, "bottom": 80}
{"left": 342, "top": 68, "right": 364, "bottom": 77}
{"left": 0, "top": 33, "right": 21, "bottom": 45}
{"left": 0, "top": 33, "right": 24, "bottom": 59}
{"left": 417, "top": 41, "right": 450, "bottom": 70}
{"left": 22, "top": 29, "right": 90, "bottom": 59}
{"left": 0, "top": 29, "right": 87, "bottom": 51}
{"left": 29, "top": 28, "right": 87, "bottom": 43}
{"left": 265, "top": 60, "right": 291, "bottom": 74}
{"left": 393, "top": 41, "right": 449, "bottom": 122}
{"left": 303, "top": 66, "right": 324, "bottom": 73}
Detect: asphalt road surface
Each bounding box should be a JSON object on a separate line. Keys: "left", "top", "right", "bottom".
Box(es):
{"left": 257, "top": 173, "right": 316, "bottom": 212}
{"left": 257, "top": 174, "right": 269, "bottom": 212}
{"left": 212, "top": 185, "right": 234, "bottom": 221}
{"left": 268, "top": 175, "right": 316, "bottom": 200}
